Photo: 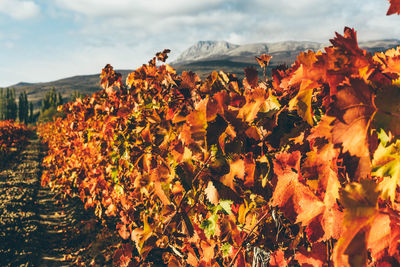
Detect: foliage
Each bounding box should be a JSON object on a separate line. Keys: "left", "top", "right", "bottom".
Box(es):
{"left": 0, "top": 88, "right": 18, "bottom": 121}
{"left": 38, "top": 3, "right": 400, "bottom": 266}
{"left": 387, "top": 0, "right": 400, "bottom": 15}
{"left": 0, "top": 120, "right": 30, "bottom": 162}
{"left": 18, "top": 91, "right": 30, "bottom": 124}
{"left": 38, "top": 88, "right": 63, "bottom": 123}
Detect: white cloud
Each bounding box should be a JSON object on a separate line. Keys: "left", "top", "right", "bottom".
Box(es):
{"left": 52, "top": 0, "right": 400, "bottom": 47}
{"left": 55, "top": 0, "right": 227, "bottom": 17}
{"left": 1, "top": 0, "right": 400, "bottom": 86}
{"left": 0, "top": 0, "right": 40, "bottom": 20}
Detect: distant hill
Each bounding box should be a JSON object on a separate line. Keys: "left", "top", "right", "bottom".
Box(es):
{"left": 172, "top": 40, "right": 327, "bottom": 65}
{"left": 172, "top": 39, "right": 400, "bottom": 77}
{"left": 7, "top": 70, "right": 133, "bottom": 108}
{"left": 4, "top": 39, "right": 400, "bottom": 107}
{"left": 173, "top": 39, "right": 400, "bottom": 65}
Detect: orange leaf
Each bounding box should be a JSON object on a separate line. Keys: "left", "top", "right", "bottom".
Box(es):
{"left": 269, "top": 249, "right": 287, "bottom": 267}
{"left": 329, "top": 78, "right": 376, "bottom": 178}
{"left": 154, "top": 181, "right": 171, "bottom": 206}
{"left": 255, "top": 54, "right": 272, "bottom": 68}
{"left": 295, "top": 242, "right": 327, "bottom": 267}
{"left": 117, "top": 223, "right": 131, "bottom": 240}
{"left": 333, "top": 180, "right": 380, "bottom": 266}
{"left": 220, "top": 156, "right": 245, "bottom": 192}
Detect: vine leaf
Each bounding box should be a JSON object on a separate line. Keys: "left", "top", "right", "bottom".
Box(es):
{"left": 100, "top": 64, "right": 123, "bottom": 95}
{"left": 131, "top": 216, "right": 153, "bottom": 258}
{"left": 255, "top": 54, "right": 272, "bottom": 68}
{"left": 387, "top": 0, "right": 400, "bottom": 15}
{"left": 205, "top": 181, "right": 219, "bottom": 205}
{"left": 367, "top": 213, "right": 392, "bottom": 260}
{"left": 243, "top": 67, "right": 258, "bottom": 89}
{"left": 269, "top": 249, "right": 287, "bottom": 267}
{"left": 117, "top": 223, "right": 130, "bottom": 240}
{"left": 271, "top": 152, "right": 325, "bottom": 226}
{"left": 288, "top": 79, "right": 318, "bottom": 125}
{"left": 328, "top": 78, "right": 376, "bottom": 178}
{"left": 295, "top": 242, "right": 326, "bottom": 267}
{"left": 373, "top": 47, "right": 400, "bottom": 77}
{"left": 333, "top": 180, "right": 380, "bottom": 267}
{"left": 374, "top": 85, "right": 400, "bottom": 137}
{"left": 372, "top": 139, "right": 400, "bottom": 204}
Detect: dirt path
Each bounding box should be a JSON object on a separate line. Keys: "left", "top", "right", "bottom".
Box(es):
{"left": 0, "top": 134, "right": 118, "bottom": 266}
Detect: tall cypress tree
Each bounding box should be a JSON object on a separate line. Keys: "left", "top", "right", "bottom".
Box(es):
{"left": 5, "top": 88, "right": 17, "bottom": 121}
{"left": 0, "top": 88, "right": 4, "bottom": 120}
{"left": 18, "top": 91, "right": 29, "bottom": 123}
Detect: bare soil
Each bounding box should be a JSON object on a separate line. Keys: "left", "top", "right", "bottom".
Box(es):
{"left": 0, "top": 134, "right": 119, "bottom": 266}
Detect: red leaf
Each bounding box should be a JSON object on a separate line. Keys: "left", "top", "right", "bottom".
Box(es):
{"left": 295, "top": 242, "right": 327, "bottom": 267}
{"left": 113, "top": 243, "right": 134, "bottom": 267}
{"left": 244, "top": 67, "right": 258, "bottom": 89}
{"left": 117, "top": 223, "right": 131, "bottom": 240}
{"left": 271, "top": 152, "right": 324, "bottom": 226}
{"left": 269, "top": 249, "right": 287, "bottom": 267}
{"left": 387, "top": 0, "right": 400, "bottom": 15}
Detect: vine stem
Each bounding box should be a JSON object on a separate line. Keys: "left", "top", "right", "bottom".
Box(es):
{"left": 176, "top": 155, "right": 212, "bottom": 211}
{"left": 229, "top": 209, "right": 271, "bottom": 267}
{"left": 162, "top": 155, "right": 212, "bottom": 236}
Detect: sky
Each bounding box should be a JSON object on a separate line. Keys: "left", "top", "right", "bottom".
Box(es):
{"left": 0, "top": 0, "right": 399, "bottom": 87}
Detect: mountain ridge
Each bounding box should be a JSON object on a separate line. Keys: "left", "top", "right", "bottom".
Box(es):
{"left": 172, "top": 39, "right": 400, "bottom": 65}
{"left": 4, "top": 39, "right": 400, "bottom": 107}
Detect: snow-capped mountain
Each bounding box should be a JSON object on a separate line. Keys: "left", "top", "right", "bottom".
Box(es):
{"left": 172, "top": 39, "right": 400, "bottom": 65}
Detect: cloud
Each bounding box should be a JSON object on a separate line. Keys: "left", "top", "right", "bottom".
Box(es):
{"left": 0, "top": 0, "right": 40, "bottom": 20}
{"left": 1, "top": 0, "right": 399, "bottom": 86}
{"left": 55, "top": 0, "right": 227, "bottom": 17}
{"left": 24, "top": 0, "right": 398, "bottom": 77}
{"left": 52, "top": 0, "right": 399, "bottom": 46}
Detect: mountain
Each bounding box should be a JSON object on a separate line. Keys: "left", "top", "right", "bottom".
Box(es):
{"left": 173, "top": 39, "right": 400, "bottom": 65}
{"left": 174, "top": 41, "right": 240, "bottom": 63}
{"left": 172, "top": 39, "right": 400, "bottom": 79}
{"left": 172, "top": 40, "right": 327, "bottom": 65}
{"left": 5, "top": 39, "right": 400, "bottom": 108}
{"left": 8, "top": 70, "right": 133, "bottom": 108}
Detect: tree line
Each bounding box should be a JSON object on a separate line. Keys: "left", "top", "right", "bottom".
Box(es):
{"left": 0, "top": 87, "right": 64, "bottom": 124}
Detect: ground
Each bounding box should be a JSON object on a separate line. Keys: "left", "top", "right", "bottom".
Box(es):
{"left": 0, "top": 134, "right": 119, "bottom": 266}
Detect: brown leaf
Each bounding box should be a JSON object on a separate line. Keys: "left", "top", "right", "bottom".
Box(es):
{"left": 156, "top": 49, "right": 171, "bottom": 62}
{"left": 255, "top": 54, "right": 272, "bottom": 68}
{"left": 243, "top": 67, "right": 258, "bottom": 89}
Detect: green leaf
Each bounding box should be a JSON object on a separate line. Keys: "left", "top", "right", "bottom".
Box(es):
{"left": 200, "top": 214, "right": 218, "bottom": 238}
{"left": 218, "top": 199, "right": 233, "bottom": 215}
{"left": 372, "top": 139, "right": 400, "bottom": 204}
{"left": 111, "top": 167, "right": 119, "bottom": 183}
{"left": 221, "top": 243, "right": 231, "bottom": 257}
{"left": 376, "top": 128, "right": 390, "bottom": 146}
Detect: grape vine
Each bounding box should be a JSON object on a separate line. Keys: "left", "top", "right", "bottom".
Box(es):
{"left": 38, "top": 2, "right": 400, "bottom": 266}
